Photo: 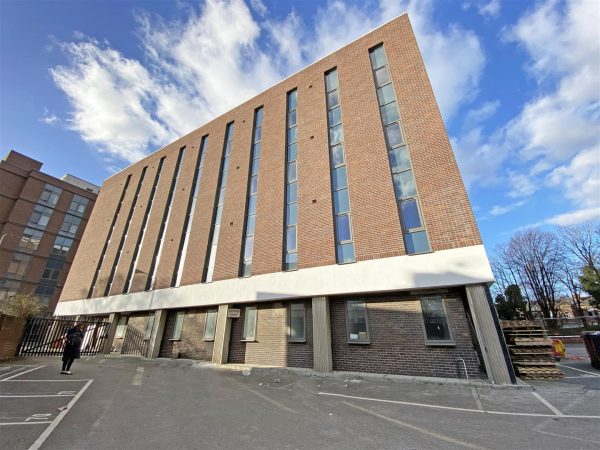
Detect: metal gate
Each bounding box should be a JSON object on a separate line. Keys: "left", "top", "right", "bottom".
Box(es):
{"left": 17, "top": 316, "right": 110, "bottom": 357}
{"left": 120, "top": 325, "right": 149, "bottom": 357}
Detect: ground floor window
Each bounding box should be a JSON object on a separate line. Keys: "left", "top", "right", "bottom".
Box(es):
{"left": 204, "top": 309, "right": 218, "bottom": 341}
{"left": 242, "top": 306, "right": 257, "bottom": 341}
{"left": 172, "top": 311, "right": 184, "bottom": 340}
{"left": 144, "top": 312, "right": 155, "bottom": 339}
{"left": 346, "top": 300, "right": 369, "bottom": 343}
{"left": 420, "top": 297, "right": 454, "bottom": 345}
{"left": 115, "top": 316, "right": 128, "bottom": 339}
{"left": 289, "top": 303, "right": 305, "bottom": 342}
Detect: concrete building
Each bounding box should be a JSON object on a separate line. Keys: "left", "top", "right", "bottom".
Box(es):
{"left": 56, "top": 15, "right": 514, "bottom": 383}
{"left": 0, "top": 150, "right": 99, "bottom": 311}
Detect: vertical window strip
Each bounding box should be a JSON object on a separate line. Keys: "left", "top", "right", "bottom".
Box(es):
{"left": 369, "top": 45, "right": 431, "bottom": 254}
{"left": 88, "top": 174, "right": 131, "bottom": 298}
{"left": 146, "top": 147, "right": 186, "bottom": 291}
{"left": 204, "top": 122, "right": 234, "bottom": 283}
{"left": 284, "top": 90, "right": 298, "bottom": 271}
{"left": 173, "top": 136, "right": 209, "bottom": 287}
{"left": 104, "top": 167, "right": 148, "bottom": 296}
{"left": 240, "top": 107, "right": 263, "bottom": 277}
{"left": 123, "top": 158, "right": 165, "bottom": 293}
{"left": 325, "top": 69, "right": 356, "bottom": 264}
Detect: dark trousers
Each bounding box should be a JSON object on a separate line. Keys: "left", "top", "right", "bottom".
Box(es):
{"left": 62, "top": 358, "right": 75, "bottom": 371}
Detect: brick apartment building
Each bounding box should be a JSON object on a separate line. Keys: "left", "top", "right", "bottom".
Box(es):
{"left": 0, "top": 151, "right": 99, "bottom": 311}
{"left": 56, "top": 15, "right": 514, "bottom": 384}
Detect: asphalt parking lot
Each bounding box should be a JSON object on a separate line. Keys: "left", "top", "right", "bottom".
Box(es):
{"left": 1, "top": 354, "right": 599, "bottom": 450}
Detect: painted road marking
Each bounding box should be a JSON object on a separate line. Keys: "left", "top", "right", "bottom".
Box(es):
{"left": 0, "top": 422, "right": 53, "bottom": 426}
{"left": 28, "top": 379, "right": 94, "bottom": 450}
{"left": 343, "top": 401, "right": 485, "bottom": 449}
{"left": 0, "top": 366, "right": 45, "bottom": 381}
{"left": 531, "top": 392, "right": 563, "bottom": 416}
{"left": 25, "top": 414, "right": 53, "bottom": 422}
{"left": 318, "top": 392, "right": 600, "bottom": 419}
{"left": 0, "top": 366, "right": 38, "bottom": 379}
{"left": 0, "top": 394, "right": 76, "bottom": 398}
{"left": 1, "top": 379, "right": 89, "bottom": 382}
{"left": 558, "top": 364, "right": 600, "bottom": 377}
{"left": 132, "top": 366, "right": 144, "bottom": 386}
{"left": 471, "top": 388, "right": 484, "bottom": 411}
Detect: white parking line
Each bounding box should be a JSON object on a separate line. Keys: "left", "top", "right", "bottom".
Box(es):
{"left": 0, "top": 394, "right": 76, "bottom": 398}
{"left": 0, "top": 366, "right": 45, "bottom": 381}
{"left": 318, "top": 392, "right": 600, "bottom": 419}
{"left": 0, "top": 422, "right": 53, "bottom": 426}
{"left": 558, "top": 364, "right": 600, "bottom": 377}
{"left": 28, "top": 379, "right": 94, "bottom": 450}
{"left": 531, "top": 392, "right": 563, "bottom": 416}
{"left": 1, "top": 379, "right": 89, "bottom": 382}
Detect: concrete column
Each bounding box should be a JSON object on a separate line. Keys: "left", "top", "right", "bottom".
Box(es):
{"left": 102, "top": 313, "right": 119, "bottom": 354}
{"left": 212, "top": 304, "right": 231, "bottom": 364}
{"left": 466, "top": 284, "right": 515, "bottom": 384}
{"left": 147, "top": 310, "right": 167, "bottom": 359}
{"left": 312, "top": 296, "right": 333, "bottom": 372}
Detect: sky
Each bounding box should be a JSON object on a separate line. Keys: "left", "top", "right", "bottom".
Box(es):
{"left": 0, "top": 0, "right": 599, "bottom": 254}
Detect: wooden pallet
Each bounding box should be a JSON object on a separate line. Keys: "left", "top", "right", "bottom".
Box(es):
{"left": 516, "top": 367, "right": 564, "bottom": 379}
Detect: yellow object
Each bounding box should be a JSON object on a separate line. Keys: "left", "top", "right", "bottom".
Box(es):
{"left": 552, "top": 339, "right": 566, "bottom": 357}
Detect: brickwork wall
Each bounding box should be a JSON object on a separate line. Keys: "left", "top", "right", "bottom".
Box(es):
{"left": 158, "top": 308, "right": 214, "bottom": 361}
{"left": 330, "top": 295, "right": 481, "bottom": 378}
{"left": 228, "top": 300, "right": 313, "bottom": 369}
{"left": 59, "top": 14, "right": 482, "bottom": 303}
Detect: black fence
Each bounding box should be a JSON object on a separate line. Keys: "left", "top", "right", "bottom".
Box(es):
{"left": 17, "top": 316, "right": 110, "bottom": 357}
{"left": 121, "top": 325, "right": 149, "bottom": 358}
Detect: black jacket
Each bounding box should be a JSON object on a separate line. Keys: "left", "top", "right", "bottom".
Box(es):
{"left": 62, "top": 327, "right": 84, "bottom": 360}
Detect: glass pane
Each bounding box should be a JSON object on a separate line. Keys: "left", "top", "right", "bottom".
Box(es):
{"left": 336, "top": 214, "right": 352, "bottom": 243}
{"left": 222, "top": 155, "right": 230, "bottom": 172}
{"left": 285, "top": 252, "right": 298, "bottom": 271}
{"left": 254, "top": 125, "right": 262, "bottom": 143}
{"left": 173, "top": 312, "right": 184, "bottom": 339}
{"left": 421, "top": 298, "right": 451, "bottom": 341}
{"left": 286, "top": 202, "right": 297, "bottom": 224}
{"left": 347, "top": 301, "right": 368, "bottom": 341}
{"left": 243, "top": 307, "right": 257, "bottom": 340}
{"left": 253, "top": 142, "right": 261, "bottom": 158}
{"left": 374, "top": 66, "right": 390, "bottom": 87}
{"left": 400, "top": 198, "right": 423, "bottom": 230}
{"left": 405, "top": 230, "right": 430, "bottom": 254}
{"left": 286, "top": 182, "right": 297, "bottom": 203}
{"left": 218, "top": 187, "right": 226, "bottom": 205}
{"left": 288, "top": 110, "right": 297, "bottom": 127}
{"left": 288, "top": 143, "right": 297, "bottom": 161}
{"left": 255, "top": 108, "right": 263, "bottom": 125}
{"left": 331, "top": 143, "right": 345, "bottom": 167}
{"left": 215, "top": 205, "right": 223, "bottom": 225}
{"left": 332, "top": 166, "right": 348, "bottom": 190}
{"left": 288, "top": 90, "right": 297, "bottom": 110}
{"left": 392, "top": 170, "right": 417, "bottom": 199}
{"left": 328, "top": 106, "right": 341, "bottom": 126}
{"left": 370, "top": 46, "right": 387, "bottom": 69}
{"left": 377, "top": 84, "right": 395, "bottom": 106}
{"left": 385, "top": 122, "right": 404, "bottom": 148}
{"left": 329, "top": 123, "right": 343, "bottom": 145}
{"left": 286, "top": 225, "right": 297, "bottom": 252}
{"left": 337, "top": 242, "right": 355, "bottom": 263}
{"left": 250, "top": 175, "right": 258, "bottom": 195}
{"left": 327, "top": 90, "right": 339, "bottom": 109}
{"left": 290, "top": 304, "right": 305, "bottom": 340}
{"left": 251, "top": 158, "right": 260, "bottom": 176}
{"left": 224, "top": 140, "right": 232, "bottom": 156}
{"left": 380, "top": 102, "right": 400, "bottom": 125}
{"left": 246, "top": 214, "right": 256, "bottom": 235}
{"left": 248, "top": 195, "right": 257, "bottom": 215}
{"left": 244, "top": 235, "right": 254, "bottom": 260}
{"left": 288, "top": 161, "right": 297, "bottom": 182}
{"left": 333, "top": 188, "right": 350, "bottom": 214}
{"left": 325, "top": 71, "right": 338, "bottom": 92}
{"left": 388, "top": 146, "right": 411, "bottom": 173}
{"left": 242, "top": 261, "right": 252, "bottom": 277}
{"left": 204, "top": 311, "right": 217, "bottom": 340}
{"left": 287, "top": 126, "right": 297, "bottom": 144}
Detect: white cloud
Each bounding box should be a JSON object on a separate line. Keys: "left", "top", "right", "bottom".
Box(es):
{"left": 544, "top": 207, "right": 600, "bottom": 226}
{"left": 50, "top": 0, "right": 486, "bottom": 165}
{"left": 478, "top": 0, "right": 501, "bottom": 17}
{"left": 462, "top": 100, "right": 500, "bottom": 129}
{"left": 490, "top": 201, "right": 525, "bottom": 216}
{"left": 40, "top": 108, "right": 60, "bottom": 125}
{"left": 507, "top": 170, "right": 536, "bottom": 198}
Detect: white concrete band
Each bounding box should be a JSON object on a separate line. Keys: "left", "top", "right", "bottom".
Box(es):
{"left": 55, "top": 245, "right": 493, "bottom": 316}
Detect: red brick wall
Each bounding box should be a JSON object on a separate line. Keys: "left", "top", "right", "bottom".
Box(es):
{"left": 159, "top": 308, "right": 215, "bottom": 361}
{"left": 330, "top": 295, "right": 481, "bottom": 378}
{"left": 228, "top": 300, "right": 314, "bottom": 369}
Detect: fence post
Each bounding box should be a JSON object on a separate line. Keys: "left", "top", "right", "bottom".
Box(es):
{"left": 102, "top": 313, "right": 120, "bottom": 354}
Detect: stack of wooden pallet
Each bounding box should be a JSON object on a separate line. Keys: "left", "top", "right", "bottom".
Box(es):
{"left": 501, "top": 320, "right": 564, "bottom": 379}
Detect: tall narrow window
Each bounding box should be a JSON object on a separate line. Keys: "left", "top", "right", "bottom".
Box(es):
{"left": 242, "top": 306, "right": 257, "bottom": 341}
{"left": 369, "top": 45, "right": 431, "bottom": 254}
{"left": 240, "top": 107, "right": 263, "bottom": 277}
{"left": 123, "top": 158, "right": 165, "bottom": 293}
{"left": 146, "top": 148, "right": 186, "bottom": 291}
{"left": 204, "top": 123, "right": 234, "bottom": 283}
{"left": 284, "top": 90, "right": 298, "bottom": 270}
{"left": 144, "top": 312, "right": 155, "bottom": 339}
{"left": 172, "top": 311, "right": 184, "bottom": 340}
{"left": 173, "top": 137, "right": 209, "bottom": 287}
{"left": 325, "top": 69, "right": 356, "bottom": 264}
{"left": 203, "top": 309, "right": 218, "bottom": 341}
{"left": 88, "top": 174, "right": 131, "bottom": 298}
{"left": 104, "top": 167, "right": 148, "bottom": 296}
{"left": 289, "top": 303, "right": 305, "bottom": 342}
{"left": 115, "top": 316, "right": 128, "bottom": 339}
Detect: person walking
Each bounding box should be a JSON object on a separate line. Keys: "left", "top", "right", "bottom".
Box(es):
{"left": 61, "top": 323, "right": 84, "bottom": 374}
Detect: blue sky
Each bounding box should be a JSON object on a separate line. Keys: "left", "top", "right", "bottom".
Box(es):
{"left": 1, "top": 0, "right": 598, "bottom": 253}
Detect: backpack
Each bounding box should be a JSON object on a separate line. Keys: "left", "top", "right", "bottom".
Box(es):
{"left": 67, "top": 332, "right": 83, "bottom": 347}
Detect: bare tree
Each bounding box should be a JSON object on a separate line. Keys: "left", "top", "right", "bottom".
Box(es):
{"left": 558, "top": 222, "right": 600, "bottom": 273}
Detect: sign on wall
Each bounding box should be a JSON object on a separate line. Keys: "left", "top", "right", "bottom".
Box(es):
{"left": 227, "top": 309, "right": 241, "bottom": 318}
